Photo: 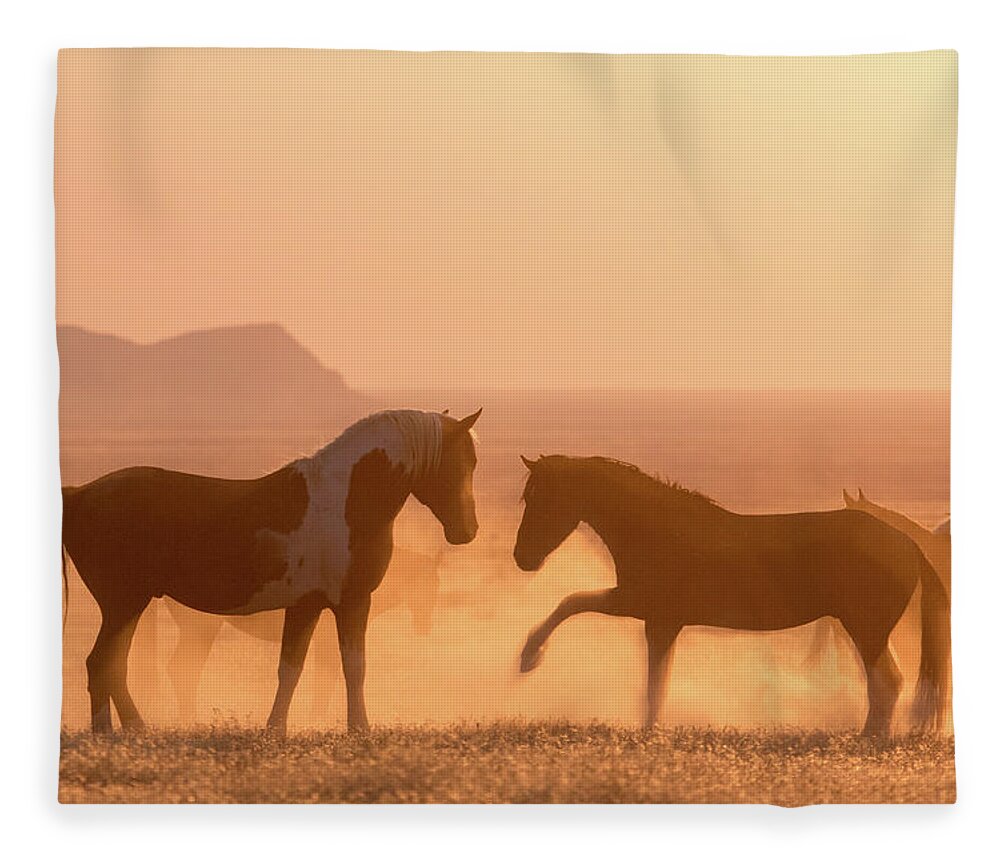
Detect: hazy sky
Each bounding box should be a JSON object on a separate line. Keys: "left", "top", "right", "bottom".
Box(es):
{"left": 56, "top": 49, "right": 956, "bottom": 390}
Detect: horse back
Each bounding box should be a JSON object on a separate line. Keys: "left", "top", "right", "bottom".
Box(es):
{"left": 62, "top": 465, "right": 310, "bottom": 611}
{"left": 636, "top": 507, "right": 927, "bottom": 630}
{"left": 746, "top": 508, "right": 924, "bottom": 583}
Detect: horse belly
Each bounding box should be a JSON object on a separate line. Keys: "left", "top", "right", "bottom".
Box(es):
{"left": 163, "top": 532, "right": 347, "bottom": 615}
{"left": 225, "top": 565, "right": 339, "bottom": 614}
{"left": 671, "top": 568, "right": 831, "bottom": 632}
{"left": 682, "top": 598, "right": 827, "bottom": 632}
{"left": 230, "top": 514, "right": 353, "bottom": 613}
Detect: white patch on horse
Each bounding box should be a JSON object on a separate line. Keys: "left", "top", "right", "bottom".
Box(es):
{"left": 237, "top": 410, "right": 443, "bottom": 613}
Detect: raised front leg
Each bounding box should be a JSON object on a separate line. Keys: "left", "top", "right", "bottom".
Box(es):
{"left": 266, "top": 597, "right": 325, "bottom": 736}
{"left": 644, "top": 619, "right": 682, "bottom": 728}
{"left": 335, "top": 593, "right": 372, "bottom": 732}
{"left": 519, "top": 587, "right": 631, "bottom": 673}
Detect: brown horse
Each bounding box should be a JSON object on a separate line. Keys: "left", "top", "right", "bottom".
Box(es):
{"left": 843, "top": 489, "right": 950, "bottom": 593}
{"left": 129, "top": 546, "right": 444, "bottom": 723}
{"left": 62, "top": 408, "right": 481, "bottom": 734}
{"left": 803, "top": 490, "right": 951, "bottom": 710}
{"left": 513, "top": 455, "right": 950, "bottom": 736}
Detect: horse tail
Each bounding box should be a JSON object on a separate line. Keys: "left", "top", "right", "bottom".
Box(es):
{"left": 61, "top": 545, "right": 69, "bottom": 632}
{"left": 60, "top": 486, "right": 78, "bottom": 633}
{"left": 910, "top": 549, "right": 952, "bottom": 732}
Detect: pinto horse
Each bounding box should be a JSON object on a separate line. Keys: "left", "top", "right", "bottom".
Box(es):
{"left": 513, "top": 455, "right": 950, "bottom": 736}
{"left": 146, "top": 546, "right": 444, "bottom": 722}
{"left": 62, "top": 408, "right": 481, "bottom": 734}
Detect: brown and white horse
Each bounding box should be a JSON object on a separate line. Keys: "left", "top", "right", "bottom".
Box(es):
{"left": 513, "top": 455, "right": 950, "bottom": 736}
{"left": 62, "top": 408, "right": 481, "bottom": 734}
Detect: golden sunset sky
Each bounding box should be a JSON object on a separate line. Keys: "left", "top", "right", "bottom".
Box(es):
{"left": 56, "top": 49, "right": 956, "bottom": 390}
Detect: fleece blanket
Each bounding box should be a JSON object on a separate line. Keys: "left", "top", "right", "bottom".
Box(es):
{"left": 57, "top": 49, "right": 956, "bottom": 804}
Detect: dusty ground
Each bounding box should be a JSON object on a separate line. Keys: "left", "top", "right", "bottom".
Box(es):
{"left": 59, "top": 721, "right": 955, "bottom": 805}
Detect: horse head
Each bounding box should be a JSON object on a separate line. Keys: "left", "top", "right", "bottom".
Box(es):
{"left": 412, "top": 409, "right": 482, "bottom": 545}
{"left": 514, "top": 455, "right": 582, "bottom": 572}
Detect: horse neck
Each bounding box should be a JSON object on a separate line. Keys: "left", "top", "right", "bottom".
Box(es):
{"left": 865, "top": 504, "right": 930, "bottom": 540}
{"left": 577, "top": 471, "right": 724, "bottom": 570}
{"left": 300, "top": 438, "right": 416, "bottom": 536}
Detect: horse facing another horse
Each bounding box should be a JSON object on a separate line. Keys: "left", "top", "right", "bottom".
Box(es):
{"left": 62, "top": 413, "right": 951, "bottom": 739}
{"left": 62, "top": 408, "right": 481, "bottom": 734}
{"left": 514, "top": 455, "right": 950, "bottom": 736}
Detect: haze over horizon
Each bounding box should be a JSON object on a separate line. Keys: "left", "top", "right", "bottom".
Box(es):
{"left": 58, "top": 321, "right": 951, "bottom": 394}
{"left": 56, "top": 50, "right": 955, "bottom": 392}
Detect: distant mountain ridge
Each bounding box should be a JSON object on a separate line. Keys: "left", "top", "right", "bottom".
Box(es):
{"left": 58, "top": 323, "right": 371, "bottom": 436}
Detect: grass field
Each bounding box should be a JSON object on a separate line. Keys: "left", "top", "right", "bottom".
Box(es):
{"left": 58, "top": 721, "right": 955, "bottom": 805}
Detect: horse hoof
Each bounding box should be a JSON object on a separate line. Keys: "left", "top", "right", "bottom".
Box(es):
{"left": 265, "top": 722, "right": 288, "bottom": 739}
{"left": 860, "top": 723, "right": 890, "bottom": 740}
{"left": 519, "top": 645, "right": 545, "bottom": 673}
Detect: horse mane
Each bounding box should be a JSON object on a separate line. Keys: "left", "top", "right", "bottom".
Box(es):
{"left": 527, "top": 455, "right": 718, "bottom": 511}
{"left": 309, "top": 409, "right": 444, "bottom": 481}
{"left": 856, "top": 494, "right": 934, "bottom": 538}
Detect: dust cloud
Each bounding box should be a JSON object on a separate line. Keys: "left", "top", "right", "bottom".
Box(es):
{"left": 60, "top": 390, "right": 948, "bottom": 733}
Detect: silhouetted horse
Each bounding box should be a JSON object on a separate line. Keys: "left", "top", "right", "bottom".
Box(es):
{"left": 62, "top": 408, "right": 481, "bottom": 734}
{"left": 803, "top": 490, "right": 951, "bottom": 710}
{"left": 843, "top": 489, "right": 951, "bottom": 593}
{"left": 513, "top": 456, "right": 950, "bottom": 736}
{"left": 148, "top": 546, "right": 444, "bottom": 722}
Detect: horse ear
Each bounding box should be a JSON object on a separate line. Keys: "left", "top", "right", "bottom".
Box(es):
{"left": 442, "top": 408, "right": 450, "bottom": 416}
{"left": 457, "top": 408, "right": 482, "bottom": 431}
{"left": 858, "top": 487, "right": 868, "bottom": 503}
{"left": 842, "top": 489, "right": 855, "bottom": 506}
{"left": 521, "top": 455, "right": 537, "bottom": 471}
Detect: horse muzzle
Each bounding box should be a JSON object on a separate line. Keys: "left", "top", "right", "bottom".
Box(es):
{"left": 513, "top": 546, "right": 543, "bottom": 572}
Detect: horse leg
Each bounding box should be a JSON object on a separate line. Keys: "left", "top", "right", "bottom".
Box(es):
{"left": 860, "top": 641, "right": 903, "bottom": 737}
{"left": 308, "top": 613, "right": 339, "bottom": 723}
{"left": 167, "top": 607, "right": 223, "bottom": 723}
{"left": 86, "top": 598, "right": 150, "bottom": 733}
{"left": 86, "top": 618, "right": 117, "bottom": 733}
{"left": 520, "top": 588, "right": 630, "bottom": 673}
{"left": 86, "top": 599, "right": 149, "bottom": 733}
{"left": 644, "top": 619, "right": 682, "bottom": 729}
{"left": 844, "top": 621, "right": 903, "bottom": 737}
{"left": 107, "top": 608, "right": 149, "bottom": 731}
{"left": 334, "top": 593, "right": 373, "bottom": 733}
{"left": 265, "top": 597, "right": 324, "bottom": 736}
